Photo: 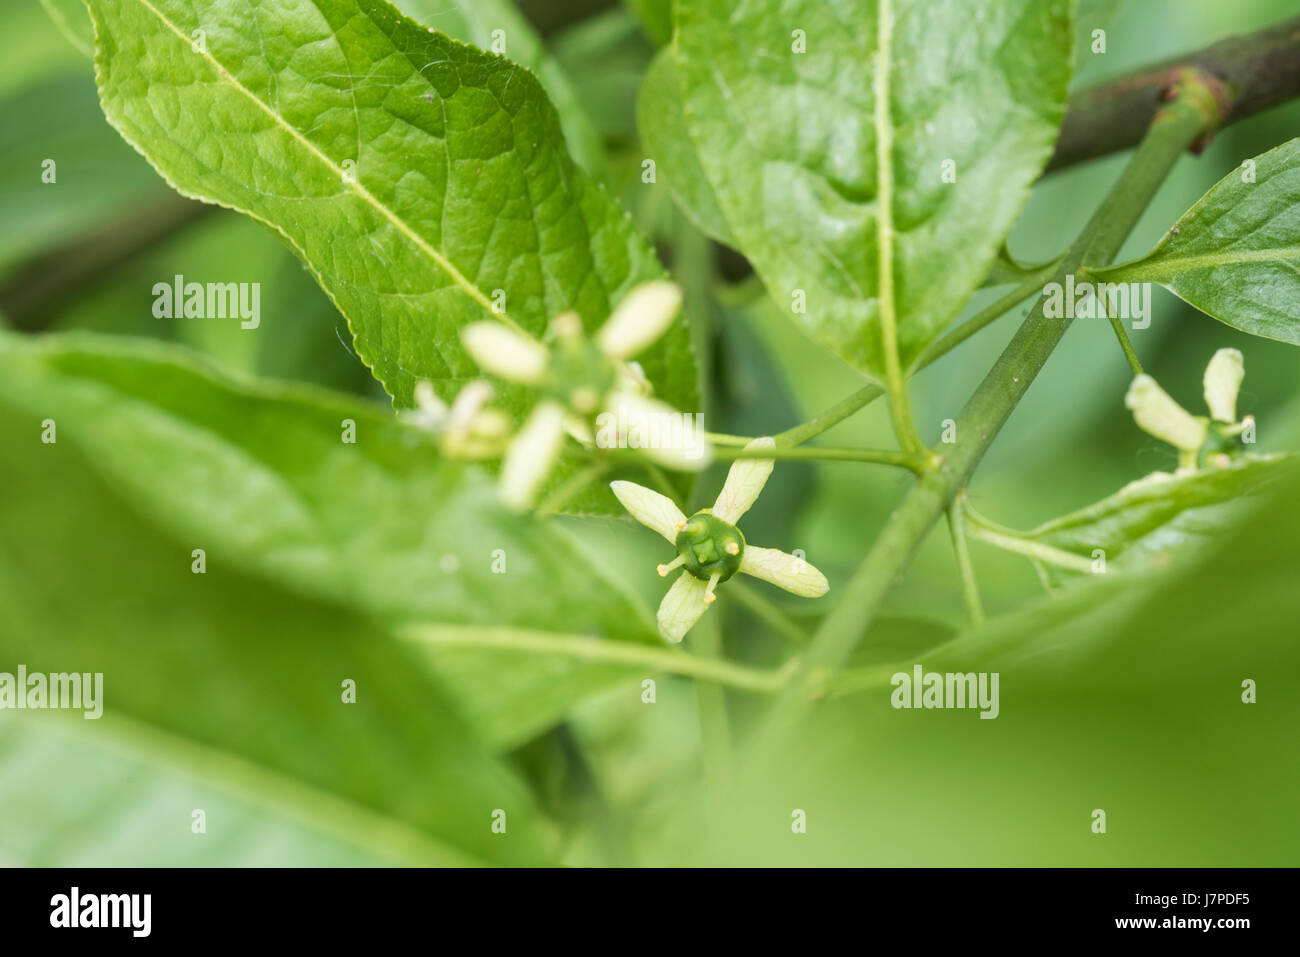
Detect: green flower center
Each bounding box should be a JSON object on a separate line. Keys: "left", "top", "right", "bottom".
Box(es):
{"left": 547, "top": 337, "right": 616, "bottom": 414}
{"left": 1200, "top": 420, "right": 1249, "bottom": 466}
{"left": 675, "top": 510, "right": 745, "bottom": 583}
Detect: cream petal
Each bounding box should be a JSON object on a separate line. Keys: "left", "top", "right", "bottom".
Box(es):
{"left": 1203, "top": 348, "right": 1245, "bottom": 423}
{"left": 550, "top": 310, "right": 584, "bottom": 341}
{"left": 609, "top": 480, "right": 687, "bottom": 543}
{"left": 597, "top": 281, "right": 683, "bottom": 359}
{"left": 462, "top": 323, "right": 549, "bottom": 384}
{"left": 617, "top": 360, "right": 651, "bottom": 396}
{"left": 601, "top": 391, "right": 711, "bottom": 471}
{"left": 713, "top": 436, "right": 775, "bottom": 524}
{"left": 446, "top": 380, "right": 494, "bottom": 430}
{"left": 565, "top": 415, "right": 595, "bottom": 447}
{"left": 499, "top": 401, "right": 567, "bottom": 510}
{"left": 413, "top": 380, "right": 449, "bottom": 417}
{"left": 739, "top": 545, "right": 829, "bottom": 598}
{"left": 1125, "top": 375, "right": 1208, "bottom": 453}
{"left": 403, "top": 380, "right": 449, "bottom": 431}
{"left": 657, "top": 571, "right": 712, "bottom": 643}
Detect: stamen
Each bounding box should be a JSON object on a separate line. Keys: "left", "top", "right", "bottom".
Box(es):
{"left": 551, "top": 311, "right": 582, "bottom": 340}
{"left": 675, "top": 520, "right": 687, "bottom": 531}
{"left": 657, "top": 555, "right": 686, "bottom": 577}
{"left": 703, "top": 572, "right": 721, "bottom": 604}
{"left": 724, "top": 541, "right": 740, "bottom": 556}
{"left": 1222, "top": 415, "right": 1254, "bottom": 437}
{"left": 570, "top": 387, "right": 600, "bottom": 415}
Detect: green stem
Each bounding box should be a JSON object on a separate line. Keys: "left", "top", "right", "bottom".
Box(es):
{"left": 712, "top": 444, "right": 931, "bottom": 472}
{"left": 770, "top": 262, "right": 1060, "bottom": 449}
{"left": 920, "top": 260, "right": 1063, "bottom": 365}
{"left": 947, "top": 496, "right": 985, "bottom": 627}
{"left": 963, "top": 522, "right": 1095, "bottom": 573}
{"left": 1077, "top": 266, "right": 1145, "bottom": 374}
{"left": 826, "top": 663, "right": 904, "bottom": 697}
{"left": 961, "top": 499, "right": 1097, "bottom": 572}
{"left": 727, "top": 579, "right": 810, "bottom": 646}
{"left": 754, "top": 79, "right": 1215, "bottom": 741}
{"left": 400, "top": 623, "right": 795, "bottom": 695}
{"left": 689, "top": 615, "right": 734, "bottom": 791}
{"left": 537, "top": 463, "right": 607, "bottom": 515}
{"left": 713, "top": 274, "right": 768, "bottom": 308}
{"left": 1107, "top": 313, "right": 1144, "bottom": 375}
{"left": 703, "top": 431, "right": 756, "bottom": 447}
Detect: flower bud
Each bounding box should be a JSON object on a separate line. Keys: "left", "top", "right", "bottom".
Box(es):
{"left": 462, "top": 323, "right": 549, "bottom": 384}
{"left": 1202, "top": 348, "right": 1244, "bottom": 423}
{"left": 499, "top": 400, "right": 567, "bottom": 510}
{"left": 596, "top": 281, "right": 683, "bottom": 359}
{"left": 1125, "top": 374, "right": 1208, "bottom": 453}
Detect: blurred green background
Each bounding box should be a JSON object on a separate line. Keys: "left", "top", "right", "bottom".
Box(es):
{"left": 1, "top": 0, "right": 1297, "bottom": 866}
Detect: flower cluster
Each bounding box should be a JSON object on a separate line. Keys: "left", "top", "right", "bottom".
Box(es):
{"left": 460, "top": 281, "right": 701, "bottom": 509}
{"left": 611, "top": 437, "right": 829, "bottom": 642}
{"left": 1125, "top": 348, "right": 1255, "bottom": 471}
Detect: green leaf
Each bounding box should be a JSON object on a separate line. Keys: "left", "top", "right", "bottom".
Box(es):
{"left": 975, "top": 456, "right": 1292, "bottom": 585}
{"left": 38, "top": 0, "right": 93, "bottom": 57}
{"left": 83, "top": 0, "right": 697, "bottom": 418}
{"left": 391, "top": 0, "right": 606, "bottom": 177}
{"left": 0, "top": 70, "right": 174, "bottom": 279}
{"left": 0, "top": 357, "right": 558, "bottom": 865}
{"left": 623, "top": 0, "right": 673, "bottom": 46}
{"left": 1, "top": 1, "right": 86, "bottom": 98}
{"left": 550, "top": 7, "right": 657, "bottom": 146}
{"left": 637, "top": 48, "right": 734, "bottom": 246}
{"left": 1094, "top": 138, "right": 1300, "bottom": 346}
{"left": 924, "top": 457, "right": 1300, "bottom": 689}
{"left": 0, "top": 718, "right": 437, "bottom": 865}
{"left": 1074, "top": 0, "right": 1125, "bottom": 63}
{"left": 43, "top": 0, "right": 609, "bottom": 178}
{"left": 981, "top": 244, "right": 1056, "bottom": 289}
{"left": 0, "top": 332, "right": 661, "bottom": 748}
{"left": 673, "top": 0, "right": 1073, "bottom": 378}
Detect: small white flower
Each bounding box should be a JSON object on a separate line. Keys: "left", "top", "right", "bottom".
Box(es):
{"left": 460, "top": 282, "right": 704, "bottom": 509}
{"left": 402, "top": 380, "right": 510, "bottom": 459}
{"left": 1126, "top": 351, "right": 1254, "bottom": 472}
{"left": 611, "top": 437, "right": 829, "bottom": 643}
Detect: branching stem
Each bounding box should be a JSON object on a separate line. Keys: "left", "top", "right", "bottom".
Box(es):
{"left": 400, "top": 624, "right": 796, "bottom": 695}
{"left": 754, "top": 77, "right": 1217, "bottom": 743}
{"left": 768, "top": 261, "right": 1062, "bottom": 450}
{"left": 947, "top": 496, "right": 986, "bottom": 627}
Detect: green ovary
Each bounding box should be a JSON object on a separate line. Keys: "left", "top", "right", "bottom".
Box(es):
{"left": 548, "top": 338, "right": 616, "bottom": 414}
{"left": 675, "top": 511, "right": 745, "bottom": 582}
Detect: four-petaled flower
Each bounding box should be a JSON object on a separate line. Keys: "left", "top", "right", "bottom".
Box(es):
{"left": 611, "top": 437, "right": 829, "bottom": 642}
{"left": 461, "top": 281, "right": 700, "bottom": 510}
{"left": 1125, "top": 348, "right": 1254, "bottom": 471}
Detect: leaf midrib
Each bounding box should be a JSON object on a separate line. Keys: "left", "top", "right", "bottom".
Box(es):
{"left": 124, "top": 0, "right": 531, "bottom": 339}
{"left": 32, "top": 710, "right": 485, "bottom": 866}
{"left": 873, "top": 0, "right": 898, "bottom": 353}
{"left": 1112, "top": 244, "right": 1300, "bottom": 281}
